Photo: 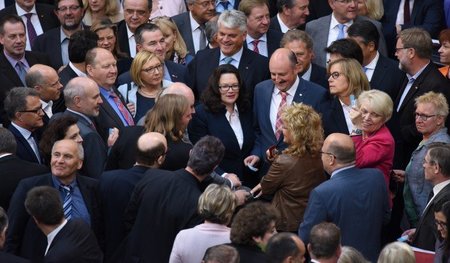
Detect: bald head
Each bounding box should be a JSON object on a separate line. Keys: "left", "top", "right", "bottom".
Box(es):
{"left": 135, "top": 132, "right": 168, "bottom": 167}
{"left": 270, "top": 48, "right": 298, "bottom": 68}
{"left": 161, "top": 82, "right": 195, "bottom": 114}
{"left": 26, "top": 64, "right": 63, "bottom": 102}
{"left": 269, "top": 48, "right": 300, "bottom": 92}
{"left": 321, "top": 133, "right": 355, "bottom": 174}
{"left": 64, "top": 77, "right": 102, "bottom": 116}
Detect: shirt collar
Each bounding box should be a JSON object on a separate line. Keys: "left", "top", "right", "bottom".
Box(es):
{"left": 301, "top": 63, "right": 313, "bottom": 81}
{"left": 246, "top": 33, "right": 267, "bottom": 45}
{"left": 52, "top": 174, "right": 77, "bottom": 188}
{"left": 330, "top": 13, "right": 353, "bottom": 29}
{"left": 189, "top": 11, "right": 201, "bottom": 32}
{"left": 11, "top": 122, "right": 32, "bottom": 138}
{"left": 365, "top": 51, "right": 380, "bottom": 70}
{"left": 4, "top": 50, "right": 26, "bottom": 66}
{"left": 276, "top": 13, "right": 290, "bottom": 33}
{"left": 433, "top": 179, "right": 450, "bottom": 198}
{"left": 69, "top": 62, "right": 87, "bottom": 77}
{"left": 59, "top": 27, "right": 70, "bottom": 44}
{"left": 15, "top": 3, "right": 37, "bottom": 16}
{"left": 40, "top": 99, "right": 53, "bottom": 109}
{"left": 225, "top": 103, "right": 239, "bottom": 119}
{"left": 126, "top": 24, "right": 134, "bottom": 39}
{"left": 46, "top": 219, "right": 68, "bottom": 253}
{"left": 331, "top": 164, "right": 356, "bottom": 178}
{"left": 219, "top": 47, "right": 244, "bottom": 63}
{"left": 66, "top": 108, "right": 94, "bottom": 123}
{"left": 407, "top": 62, "right": 429, "bottom": 81}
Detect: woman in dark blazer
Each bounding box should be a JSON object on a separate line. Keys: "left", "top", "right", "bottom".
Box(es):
{"left": 188, "top": 64, "right": 256, "bottom": 186}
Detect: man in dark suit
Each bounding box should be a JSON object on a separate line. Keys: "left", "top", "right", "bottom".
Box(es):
{"left": 4, "top": 88, "right": 44, "bottom": 164}
{"left": 52, "top": 77, "right": 108, "bottom": 179}
{"left": 281, "top": 29, "right": 329, "bottom": 89}
{"left": 347, "top": 20, "right": 405, "bottom": 100}
{"left": 305, "top": 0, "right": 387, "bottom": 67}
{"left": 244, "top": 48, "right": 328, "bottom": 175}
{"left": 32, "top": 0, "right": 84, "bottom": 69}
{"left": 299, "top": 133, "right": 390, "bottom": 262}
{"left": 0, "top": 0, "right": 59, "bottom": 50}
{"left": 24, "top": 186, "right": 102, "bottom": 262}
{"left": 122, "top": 136, "right": 225, "bottom": 262}
{"left": 392, "top": 27, "right": 450, "bottom": 170}
{"left": 25, "top": 64, "right": 63, "bottom": 126}
{"left": 381, "top": 0, "right": 445, "bottom": 57}
{"left": 5, "top": 139, "right": 102, "bottom": 262}
{"left": 0, "top": 207, "right": 30, "bottom": 263}
{"left": 402, "top": 143, "right": 450, "bottom": 251}
{"left": 172, "top": 0, "right": 216, "bottom": 56}
{"left": 116, "top": 23, "right": 190, "bottom": 86}
{"left": 117, "top": 0, "right": 151, "bottom": 58}
{"left": 307, "top": 223, "right": 342, "bottom": 263}
{"left": 99, "top": 132, "right": 167, "bottom": 261}
{"left": 0, "top": 127, "right": 48, "bottom": 211}
{"left": 85, "top": 48, "right": 135, "bottom": 140}
{"left": 239, "top": 0, "right": 283, "bottom": 58}
{"left": 0, "top": 14, "right": 50, "bottom": 126}
{"left": 215, "top": 0, "right": 240, "bottom": 13}
{"left": 188, "top": 10, "right": 270, "bottom": 100}
{"left": 269, "top": 0, "right": 310, "bottom": 33}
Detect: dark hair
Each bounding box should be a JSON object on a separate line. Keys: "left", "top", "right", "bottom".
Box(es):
{"left": 325, "top": 39, "right": 363, "bottom": 65}
{"left": 187, "top": 136, "right": 225, "bottom": 176}
{"left": 90, "top": 17, "right": 128, "bottom": 59}
{"left": 4, "top": 87, "right": 40, "bottom": 121}
{"left": 0, "top": 14, "right": 25, "bottom": 35}
{"left": 230, "top": 201, "right": 278, "bottom": 246}
{"left": 55, "top": 0, "right": 83, "bottom": 10}
{"left": 276, "top": 0, "right": 296, "bottom": 12}
{"left": 201, "top": 64, "right": 250, "bottom": 113}
{"left": 0, "top": 127, "right": 17, "bottom": 154}
{"left": 69, "top": 30, "right": 99, "bottom": 63}
{"left": 134, "top": 140, "right": 166, "bottom": 166}
{"left": 347, "top": 20, "right": 380, "bottom": 50}
{"left": 24, "top": 186, "right": 64, "bottom": 225}
{"left": 39, "top": 115, "right": 79, "bottom": 166}
{"left": 309, "top": 222, "right": 341, "bottom": 259}
{"left": 439, "top": 29, "right": 450, "bottom": 44}
{"left": 267, "top": 233, "right": 302, "bottom": 263}
{"left": 135, "top": 23, "right": 161, "bottom": 45}
{"left": 203, "top": 244, "right": 240, "bottom": 263}
{"left": 427, "top": 142, "right": 450, "bottom": 177}
{"left": 435, "top": 200, "right": 450, "bottom": 258}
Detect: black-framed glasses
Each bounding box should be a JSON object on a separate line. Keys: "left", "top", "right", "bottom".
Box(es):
{"left": 19, "top": 108, "right": 43, "bottom": 114}
{"left": 395, "top": 47, "right": 411, "bottom": 52}
{"left": 327, "top": 71, "right": 342, "bottom": 79}
{"left": 142, "top": 64, "right": 163, "bottom": 74}
{"left": 56, "top": 5, "right": 81, "bottom": 12}
{"left": 320, "top": 151, "right": 336, "bottom": 158}
{"left": 415, "top": 113, "right": 437, "bottom": 121}
{"left": 219, "top": 84, "right": 240, "bottom": 92}
{"left": 435, "top": 220, "right": 447, "bottom": 229}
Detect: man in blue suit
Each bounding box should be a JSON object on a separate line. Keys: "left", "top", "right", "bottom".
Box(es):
{"left": 299, "top": 133, "right": 391, "bottom": 262}
{"left": 244, "top": 48, "right": 328, "bottom": 175}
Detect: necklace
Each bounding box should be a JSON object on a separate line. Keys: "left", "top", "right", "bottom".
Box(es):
{"left": 138, "top": 87, "right": 162, "bottom": 98}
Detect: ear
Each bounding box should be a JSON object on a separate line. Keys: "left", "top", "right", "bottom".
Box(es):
{"left": 76, "top": 159, "right": 83, "bottom": 170}
{"left": 307, "top": 243, "right": 312, "bottom": 254}
{"left": 367, "top": 41, "right": 376, "bottom": 52}
{"left": 157, "top": 155, "right": 165, "bottom": 166}
{"left": 136, "top": 43, "right": 142, "bottom": 52}
{"left": 34, "top": 85, "right": 42, "bottom": 93}
{"left": 14, "top": 111, "right": 22, "bottom": 121}
{"left": 86, "top": 64, "right": 94, "bottom": 76}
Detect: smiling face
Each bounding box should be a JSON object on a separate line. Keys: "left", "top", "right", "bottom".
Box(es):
{"left": 50, "top": 140, "right": 83, "bottom": 182}
{"left": 439, "top": 41, "right": 450, "bottom": 65}
{"left": 286, "top": 0, "right": 310, "bottom": 27}
{"left": 358, "top": 100, "right": 385, "bottom": 134}
{"left": 218, "top": 25, "right": 246, "bottom": 57}
{"left": 246, "top": 4, "right": 270, "bottom": 38}
{"left": 269, "top": 53, "right": 298, "bottom": 92}
{"left": 137, "top": 30, "right": 167, "bottom": 61}
{"left": 435, "top": 211, "right": 448, "bottom": 239}
{"left": 218, "top": 73, "right": 240, "bottom": 108}
{"left": 86, "top": 49, "right": 118, "bottom": 89}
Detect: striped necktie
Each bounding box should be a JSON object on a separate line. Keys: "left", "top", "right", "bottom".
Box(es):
{"left": 60, "top": 185, "right": 73, "bottom": 220}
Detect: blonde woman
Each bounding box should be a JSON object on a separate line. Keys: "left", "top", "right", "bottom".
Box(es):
{"left": 83, "top": 0, "right": 123, "bottom": 26}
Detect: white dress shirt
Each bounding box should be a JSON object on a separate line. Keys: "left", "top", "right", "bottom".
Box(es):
{"left": 16, "top": 4, "right": 44, "bottom": 51}
{"left": 126, "top": 24, "right": 136, "bottom": 58}
{"left": 246, "top": 34, "right": 268, "bottom": 57}
{"left": 225, "top": 104, "right": 243, "bottom": 149}
{"left": 45, "top": 219, "right": 68, "bottom": 255}
{"left": 269, "top": 76, "right": 300, "bottom": 133}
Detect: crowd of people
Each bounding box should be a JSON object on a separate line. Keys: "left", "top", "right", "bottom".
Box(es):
{"left": 0, "top": 0, "right": 449, "bottom": 262}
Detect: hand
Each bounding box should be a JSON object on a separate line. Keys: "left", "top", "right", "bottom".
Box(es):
{"left": 244, "top": 155, "right": 260, "bottom": 167}
{"left": 392, "top": 169, "right": 405, "bottom": 183}
{"left": 224, "top": 173, "right": 242, "bottom": 188}
{"left": 107, "top": 128, "right": 120, "bottom": 147}
{"left": 349, "top": 107, "right": 362, "bottom": 128}
{"left": 265, "top": 149, "right": 275, "bottom": 162}
{"left": 251, "top": 183, "right": 263, "bottom": 198}
{"left": 401, "top": 228, "right": 416, "bottom": 242}
{"left": 234, "top": 190, "right": 250, "bottom": 206}
{"left": 126, "top": 103, "right": 136, "bottom": 116}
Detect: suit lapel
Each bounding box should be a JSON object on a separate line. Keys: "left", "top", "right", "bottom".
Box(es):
{"left": 397, "top": 64, "right": 432, "bottom": 112}
{"left": 0, "top": 52, "right": 23, "bottom": 86}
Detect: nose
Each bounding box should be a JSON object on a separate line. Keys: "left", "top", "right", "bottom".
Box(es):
{"left": 439, "top": 46, "right": 444, "bottom": 53}
{"left": 304, "top": 7, "right": 310, "bottom": 16}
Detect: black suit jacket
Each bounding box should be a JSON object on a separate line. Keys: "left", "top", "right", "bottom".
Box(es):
{"left": 32, "top": 27, "right": 63, "bottom": 69}
{"left": 45, "top": 219, "right": 103, "bottom": 263}
{"left": 8, "top": 124, "right": 42, "bottom": 164}
{"left": 5, "top": 174, "right": 102, "bottom": 262}
{"left": 0, "top": 252, "right": 30, "bottom": 263}
{"left": 188, "top": 47, "right": 270, "bottom": 100}
{"left": 370, "top": 55, "right": 406, "bottom": 100}
{"left": 412, "top": 183, "right": 450, "bottom": 251}
{"left": 309, "top": 63, "right": 329, "bottom": 89}
{"left": 244, "top": 29, "right": 283, "bottom": 58}
{"left": 322, "top": 97, "right": 350, "bottom": 137}
{"left": 0, "top": 4, "right": 59, "bottom": 32}
{"left": 0, "top": 155, "right": 48, "bottom": 211}
{"left": 390, "top": 62, "right": 450, "bottom": 169}
{"left": 172, "top": 12, "right": 195, "bottom": 56}
{"left": 99, "top": 165, "right": 148, "bottom": 261}
{"left": 117, "top": 20, "right": 131, "bottom": 57}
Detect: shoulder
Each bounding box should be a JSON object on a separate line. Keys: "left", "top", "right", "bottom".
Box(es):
{"left": 172, "top": 12, "right": 189, "bottom": 23}
{"left": 35, "top": 27, "right": 60, "bottom": 40}
{"left": 77, "top": 175, "right": 99, "bottom": 187}
{"left": 306, "top": 15, "right": 331, "bottom": 28}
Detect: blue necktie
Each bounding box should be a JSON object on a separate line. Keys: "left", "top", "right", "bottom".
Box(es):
{"left": 222, "top": 57, "right": 234, "bottom": 65}
{"left": 220, "top": 0, "right": 230, "bottom": 10}
{"left": 60, "top": 185, "right": 73, "bottom": 220}
{"left": 337, "top": 24, "right": 345, "bottom": 40}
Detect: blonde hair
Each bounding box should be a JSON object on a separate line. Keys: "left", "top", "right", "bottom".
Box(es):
{"left": 415, "top": 91, "right": 449, "bottom": 118}
{"left": 198, "top": 184, "right": 237, "bottom": 225}
{"left": 377, "top": 242, "right": 415, "bottom": 263}
{"left": 152, "top": 17, "right": 189, "bottom": 59}
{"left": 130, "top": 51, "right": 163, "bottom": 87}
{"left": 357, "top": 90, "right": 393, "bottom": 122}
{"left": 365, "top": 0, "right": 384, "bottom": 20}
{"left": 328, "top": 58, "right": 370, "bottom": 98}
{"left": 83, "top": 0, "right": 120, "bottom": 18}
{"left": 281, "top": 103, "right": 323, "bottom": 157}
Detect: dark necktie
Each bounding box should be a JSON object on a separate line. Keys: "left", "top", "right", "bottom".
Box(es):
{"left": 404, "top": 0, "right": 411, "bottom": 24}
{"left": 199, "top": 24, "right": 206, "bottom": 50}
{"left": 24, "top": 13, "right": 37, "bottom": 45}
{"left": 220, "top": 0, "right": 229, "bottom": 10}
{"left": 252, "top": 39, "right": 260, "bottom": 54}
{"left": 110, "top": 91, "right": 135, "bottom": 126}
{"left": 427, "top": 190, "right": 434, "bottom": 203}
{"left": 16, "top": 61, "right": 27, "bottom": 85}
{"left": 60, "top": 185, "right": 73, "bottom": 220}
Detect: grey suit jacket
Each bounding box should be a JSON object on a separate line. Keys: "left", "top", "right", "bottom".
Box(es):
{"left": 172, "top": 12, "right": 196, "bottom": 56}
{"left": 305, "top": 14, "right": 387, "bottom": 67}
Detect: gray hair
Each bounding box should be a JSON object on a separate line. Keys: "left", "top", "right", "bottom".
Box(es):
{"left": 4, "top": 87, "right": 40, "bottom": 121}
{"left": 218, "top": 10, "right": 247, "bottom": 33}
{"left": 63, "top": 78, "right": 87, "bottom": 107}
{"left": 205, "top": 15, "right": 219, "bottom": 43}
{"left": 0, "top": 127, "right": 17, "bottom": 154}
{"left": 280, "top": 29, "right": 314, "bottom": 50}
{"left": 187, "top": 136, "right": 225, "bottom": 177}
{"left": 51, "top": 140, "right": 85, "bottom": 160}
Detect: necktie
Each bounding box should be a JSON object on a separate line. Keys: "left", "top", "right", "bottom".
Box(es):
{"left": 199, "top": 24, "right": 206, "bottom": 50}
{"left": 110, "top": 91, "right": 135, "bottom": 126}
{"left": 220, "top": 0, "right": 229, "bottom": 10}
{"left": 24, "top": 13, "right": 37, "bottom": 45}
{"left": 60, "top": 185, "right": 73, "bottom": 220}
{"left": 16, "top": 61, "right": 27, "bottom": 85}
{"left": 404, "top": 0, "right": 411, "bottom": 24}
{"left": 28, "top": 134, "right": 41, "bottom": 163}
{"left": 252, "top": 39, "right": 260, "bottom": 54}
{"left": 337, "top": 24, "right": 345, "bottom": 40}
{"left": 275, "top": 91, "right": 287, "bottom": 140}
{"left": 427, "top": 190, "right": 434, "bottom": 203}
{"left": 222, "top": 56, "right": 234, "bottom": 64}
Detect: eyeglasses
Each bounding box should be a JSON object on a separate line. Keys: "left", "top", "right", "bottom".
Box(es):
{"left": 194, "top": 0, "right": 215, "bottom": 8}
{"left": 320, "top": 151, "right": 336, "bottom": 158}
{"left": 415, "top": 113, "right": 437, "bottom": 121}
{"left": 335, "top": 0, "right": 357, "bottom": 4}
{"left": 395, "top": 47, "right": 411, "bottom": 52}
{"left": 56, "top": 5, "right": 81, "bottom": 12}
{"left": 327, "top": 71, "right": 342, "bottom": 79}
{"left": 219, "top": 84, "right": 240, "bottom": 92}
{"left": 436, "top": 220, "right": 447, "bottom": 229}
{"left": 124, "top": 9, "right": 148, "bottom": 17}
{"left": 142, "top": 64, "right": 163, "bottom": 74}
{"left": 19, "top": 108, "right": 44, "bottom": 114}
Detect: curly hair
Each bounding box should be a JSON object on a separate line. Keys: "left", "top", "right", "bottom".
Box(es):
{"left": 281, "top": 103, "right": 323, "bottom": 157}
{"left": 201, "top": 64, "right": 250, "bottom": 113}
{"left": 230, "top": 201, "right": 278, "bottom": 246}
{"left": 143, "top": 94, "right": 189, "bottom": 141}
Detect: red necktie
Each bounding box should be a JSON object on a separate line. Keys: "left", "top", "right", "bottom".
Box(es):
{"left": 275, "top": 91, "right": 287, "bottom": 140}
{"left": 110, "top": 91, "right": 135, "bottom": 126}
{"left": 252, "top": 39, "right": 260, "bottom": 54}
